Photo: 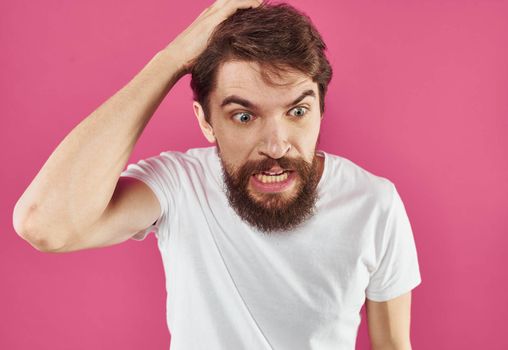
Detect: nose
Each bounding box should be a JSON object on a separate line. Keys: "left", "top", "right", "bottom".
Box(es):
{"left": 257, "top": 120, "right": 292, "bottom": 159}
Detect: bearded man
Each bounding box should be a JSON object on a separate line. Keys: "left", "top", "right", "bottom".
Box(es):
{"left": 14, "top": 1, "right": 422, "bottom": 349}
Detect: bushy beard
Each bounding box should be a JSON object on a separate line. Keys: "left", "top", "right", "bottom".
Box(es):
{"left": 218, "top": 149, "right": 321, "bottom": 234}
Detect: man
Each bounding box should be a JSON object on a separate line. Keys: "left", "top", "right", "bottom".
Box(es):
{"left": 13, "top": 0, "right": 422, "bottom": 349}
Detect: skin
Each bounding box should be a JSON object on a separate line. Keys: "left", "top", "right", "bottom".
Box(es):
{"left": 192, "top": 59, "right": 325, "bottom": 203}
{"left": 366, "top": 292, "right": 413, "bottom": 349}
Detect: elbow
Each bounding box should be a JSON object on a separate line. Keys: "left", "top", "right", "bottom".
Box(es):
{"left": 22, "top": 232, "right": 68, "bottom": 253}
{"left": 13, "top": 202, "right": 68, "bottom": 253}
{"left": 13, "top": 200, "right": 36, "bottom": 238}
{"left": 16, "top": 224, "right": 67, "bottom": 254}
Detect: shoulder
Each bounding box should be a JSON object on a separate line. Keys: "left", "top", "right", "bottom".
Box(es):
{"left": 152, "top": 146, "right": 218, "bottom": 170}
{"left": 156, "top": 146, "right": 222, "bottom": 187}
{"left": 321, "top": 151, "right": 394, "bottom": 190}
{"left": 182, "top": 146, "right": 220, "bottom": 164}
{"left": 321, "top": 151, "right": 395, "bottom": 208}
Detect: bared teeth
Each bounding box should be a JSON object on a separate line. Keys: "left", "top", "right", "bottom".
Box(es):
{"left": 255, "top": 172, "right": 289, "bottom": 183}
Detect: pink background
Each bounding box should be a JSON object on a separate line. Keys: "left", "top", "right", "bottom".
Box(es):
{"left": 2, "top": 0, "right": 507, "bottom": 349}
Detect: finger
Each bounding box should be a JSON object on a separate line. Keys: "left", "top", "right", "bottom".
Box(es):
{"left": 227, "top": 0, "right": 263, "bottom": 10}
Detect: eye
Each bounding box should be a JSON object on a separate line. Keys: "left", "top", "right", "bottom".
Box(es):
{"left": 232, "top": 112, "right": 254, "bottom": 123}
{"left": 289, "top": 106, "right": 308, "bottom": 117}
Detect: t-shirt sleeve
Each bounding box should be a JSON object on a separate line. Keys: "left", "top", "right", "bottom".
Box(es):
{"left": 119, "top": 153, "right": 176, "bottom": 242}
{"left": 365, "top": 183, "right": 422, "bottom": 302}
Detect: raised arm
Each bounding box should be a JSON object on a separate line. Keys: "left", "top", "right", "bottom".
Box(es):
{"left": 13, "top": 0, "right": 262, "bottom": 252}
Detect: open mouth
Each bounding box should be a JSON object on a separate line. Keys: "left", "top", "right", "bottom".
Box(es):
{"left": 253, "top": 170, "right": 293, "bottom": 184}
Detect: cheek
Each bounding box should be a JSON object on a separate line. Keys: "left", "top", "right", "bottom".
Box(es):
{"left": 216, "top": 133, "right": 255, "bottom": 168}
{"left": 292, "top": 121, "right": 320, "bottom": 151}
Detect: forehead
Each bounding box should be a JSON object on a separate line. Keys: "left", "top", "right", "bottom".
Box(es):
{"left": 211, "top": 60, "right": 317, "bottom": 102}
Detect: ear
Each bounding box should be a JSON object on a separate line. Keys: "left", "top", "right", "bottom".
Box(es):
{"left": 193, "top": 101, "right": 216, "bottom": 143}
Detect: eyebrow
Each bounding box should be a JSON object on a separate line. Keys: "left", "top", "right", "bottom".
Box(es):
{"left": 220, "top": 89, "right": 316, "bottom": 110}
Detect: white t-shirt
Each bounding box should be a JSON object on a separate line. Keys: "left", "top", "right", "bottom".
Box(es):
{"left": 120, "top": 146, "right": 422, "bottom": 350}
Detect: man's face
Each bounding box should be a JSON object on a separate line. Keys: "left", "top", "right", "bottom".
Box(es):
{"left": 193, "top": 60, "right": 324, "bottom": 233}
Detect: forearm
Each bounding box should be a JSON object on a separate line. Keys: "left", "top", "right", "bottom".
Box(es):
{"left": 371, "top": 341, "right": 412, "bottom": 350}
{"left": 14, "top": 46, "right": 185, "bottom": 249}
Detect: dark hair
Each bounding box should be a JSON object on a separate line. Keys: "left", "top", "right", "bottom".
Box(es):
{"left": 190, "top": 1, "right": 333, "bottom": 123}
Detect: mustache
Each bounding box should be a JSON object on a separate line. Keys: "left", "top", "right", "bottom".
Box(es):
{"left": 241, "top": 157, "right": 308, "bottom": 175}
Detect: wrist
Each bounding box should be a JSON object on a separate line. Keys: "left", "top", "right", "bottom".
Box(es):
{"left": 158, "top": 43, "right": 193, "bottom": 76}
